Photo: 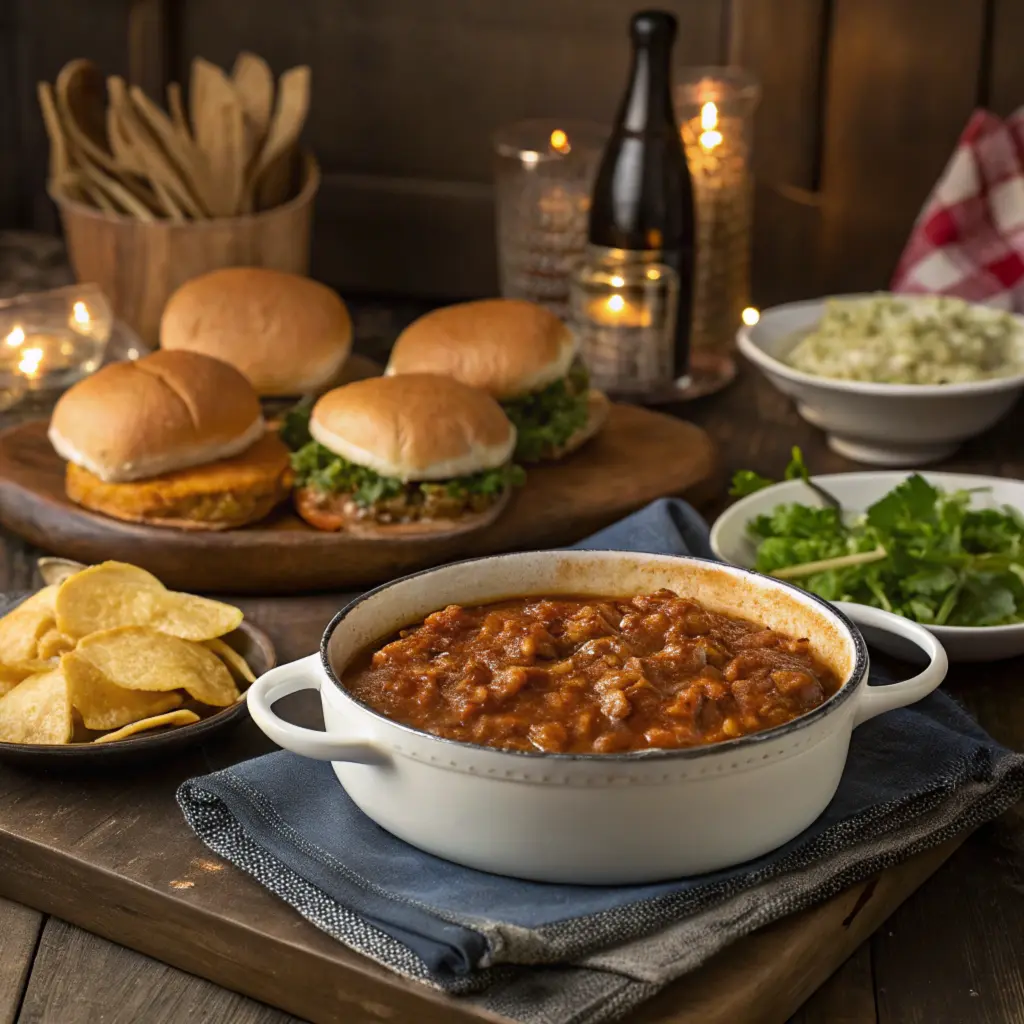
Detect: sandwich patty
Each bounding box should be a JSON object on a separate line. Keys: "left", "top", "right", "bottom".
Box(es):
{"left": 65, "top": 433, "right": 293, "bottom": 529}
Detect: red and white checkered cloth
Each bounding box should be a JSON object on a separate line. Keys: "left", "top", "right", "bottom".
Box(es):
{"left": 892, "top": 108, "right": 1024, "bottom": 310}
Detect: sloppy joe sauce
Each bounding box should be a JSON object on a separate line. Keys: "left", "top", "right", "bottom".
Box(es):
{"left": 342, "top": 590, "right": 843, "bottom": 755}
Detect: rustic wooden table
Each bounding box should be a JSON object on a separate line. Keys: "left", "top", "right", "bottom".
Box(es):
{"left": 1, "top": 365, "right": 1023, "bottom": 1024}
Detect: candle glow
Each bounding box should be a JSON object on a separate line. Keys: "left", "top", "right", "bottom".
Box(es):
{"left": 550, "top": 129, "right": 570, "bottom": 154}
{"left": 18, "top": 346, "right": 44, "bottom": 377}
{"left": 699, "top": 101, "right": 722, "bottom": 151}
{"left": 742, "top": 306, "right": 760, "bottom": 326}
{"left": 607, "top": 294, "right": 626, "bottom": 313}
{"left": 72, "top": 301, "right": 91, "bottom": 327}
{"left": 5, "top": 325, "right": 24, "bottom": 348}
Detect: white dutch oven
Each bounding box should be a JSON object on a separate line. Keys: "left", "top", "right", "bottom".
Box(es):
{"left": 247, "top": 551, "right": 948, "bottom": 884}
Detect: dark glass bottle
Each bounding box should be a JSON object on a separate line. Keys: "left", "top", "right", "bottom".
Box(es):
{"left": 588, "top": 10, "right": 695, "bottom": 382}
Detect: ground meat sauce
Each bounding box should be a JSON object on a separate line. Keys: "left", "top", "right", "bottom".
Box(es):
{"left": 342, "top": 590, "right": 843, "bottom": 754}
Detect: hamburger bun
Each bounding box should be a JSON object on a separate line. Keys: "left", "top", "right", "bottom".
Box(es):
{"left": 49, "top": 350, "right": 263, "bottom": 483}
{"left": 160, "top": 268, "right": 352, "bottom": 397}
{"left": 386, "top": 298, "right": 576, "bottom": 400}
{"left": 309, "top": 374, "right": 516, "bottom": 481}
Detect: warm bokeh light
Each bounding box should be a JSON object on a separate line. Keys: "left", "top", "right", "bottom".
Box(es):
{"left": 550, "top": 129, "right": 570, "bottom": 154}
{"left": 741, "top": 306, "right": 760, "bottom": 326}
{"left": 607, "top": 294, "right": 626, "bottom": 313}
{"left": 609, "top": 275, "right": 625, "bottom": 288}
{"left": 5, "top": 325, "right": 25, "bottom": 348}
{"left": 521, "top": 150, "right": 540, "bottom": 167}
{"left": 700, "top": 129, "right": 723, "bottom": 151}
{"left": 700, "top": 102, "right": 719, "bottom": 131}
{"left": 18, "top": 346, "right": 43, "bottom": 377}
{"left": 72, "top": 301, "right": 90, "bottom": 326}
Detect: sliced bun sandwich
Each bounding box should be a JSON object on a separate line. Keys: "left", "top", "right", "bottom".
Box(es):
{"left": 160, "top": 267, "right": 352, "bottom": 398}
{"left": 285, "top": 374, "right": 524, "bottom": 536}
{"left": 49, "top": 350, "right": 292, "bottom": 530}
{"left": 386, "top": 298, "right": 608, "bottom": 462}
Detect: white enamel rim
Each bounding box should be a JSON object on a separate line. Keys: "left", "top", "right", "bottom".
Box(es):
{"left": 710, "top": 471, "right": 1024, "bottom": 653}
{"left": 737, "top": 293, "right": 1024, "bottom": 397}
{"left": 247, "top": 551, "right": 948, "bottom": 767}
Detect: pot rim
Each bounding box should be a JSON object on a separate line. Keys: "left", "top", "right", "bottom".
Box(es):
{"left": 318, "top": 550, "right": 869, "bottom": 763}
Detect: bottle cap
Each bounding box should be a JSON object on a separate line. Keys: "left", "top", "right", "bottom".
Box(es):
{"left": 630, "top": 10, "right": 679, "bottom": 46}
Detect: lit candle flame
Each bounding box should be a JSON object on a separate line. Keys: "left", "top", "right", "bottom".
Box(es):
{"left": 742, "top": 307, "right": 760, "bottom": 326}
{"left": 18, "top": 346, "right": 44, "bottom": 377}
{"left": 607, "top": 295, "right": 625, "bottom": 314}
{"left": 550, "top": 129, "right": 570, "bottom": 154}
{"left": 72, "top": 301, "right": 90, "bottom": 327}
{"left": 699, "top": 101, "right": 722, "bottom": 151}
{"left": 5, "top": 325, "right": 25, "bottom": 348}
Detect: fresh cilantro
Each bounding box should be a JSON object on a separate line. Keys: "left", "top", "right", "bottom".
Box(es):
{"left": 502, "top": 363, "right": 590, "bottom": 462}
{"left": 735, "top": 452, "right": 1024, "bottom": 627}
{"left": 730, "top": 447, "right": 809, "bottom": 497}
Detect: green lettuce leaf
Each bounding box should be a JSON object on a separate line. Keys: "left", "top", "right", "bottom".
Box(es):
{"left": 502, "top": 363, "right": 590, "bottom": 462}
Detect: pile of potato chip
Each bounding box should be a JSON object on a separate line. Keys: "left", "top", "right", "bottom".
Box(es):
{"left": 0, "top": 561, "right": 256, "bottom": 746}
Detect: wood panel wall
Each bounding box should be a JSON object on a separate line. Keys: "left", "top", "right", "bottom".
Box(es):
{"left": 3, "top": 0, "right": 1024, "bottom": 306}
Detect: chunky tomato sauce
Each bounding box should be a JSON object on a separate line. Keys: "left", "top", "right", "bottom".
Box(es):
{"left": 342, "top": 590, "right": 842, "bottom": 755}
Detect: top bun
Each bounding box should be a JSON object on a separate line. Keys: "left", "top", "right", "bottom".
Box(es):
{"left": 309, "top": 374, "right": 516, "bottom": 481}
{"left": 160, "top": 267, "right": 352, "bottom": 397}
{"left": 386, "top": 298, "right": 576, "bottom": 400}
{"left": 49, "top": 350, "right": 263, "bottom": 483}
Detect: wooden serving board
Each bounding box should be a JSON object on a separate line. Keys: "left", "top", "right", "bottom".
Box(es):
{"left": 0, "top": 596, "right": 965, "bottom": 1024}
{"left": 0, "top": 404, "right": 717, "bottom": 594}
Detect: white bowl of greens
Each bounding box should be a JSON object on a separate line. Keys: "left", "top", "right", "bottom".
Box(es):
{"left": 738, "top": 293, "right": 1024, "bottom": 467}
{"left": 711, "top": 453, "right": 1024, "bottom": 661}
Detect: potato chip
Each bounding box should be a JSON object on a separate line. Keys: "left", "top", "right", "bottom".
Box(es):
{"left": 0, "top": 667, "right": 72, "bottom": 744}
{"left": 0, "top": 660, "right": 55, "bottom": 697}
{"left": 37, "top": 628, "right": 75, "bottom": 660}
{"left": 75, "top": 627, "right": 240, "bottom": 706}
{"left": 93, "top": 709, "right": 201, "bottom": 744}
{"left": 204, "top": 637, "right": 256, "bottom": 685}
{"left": 0, "top": 586, "right": 59, "bottom": 664}
{"left": 63, "top": 650, "right": 185, "bottom": 730}
{"left": 56, "top": 561, "right": 242, "bottom": 641}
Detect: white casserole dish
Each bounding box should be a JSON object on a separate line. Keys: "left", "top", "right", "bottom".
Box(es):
{"left": 247, "top": 551, "right": 947, "bottom": 884}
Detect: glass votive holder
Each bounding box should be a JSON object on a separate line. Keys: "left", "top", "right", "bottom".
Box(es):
{"left": 493, "top": 119, "right": 608, "bottom": 320}
{"left": 0, "top": 284, "right": 114, "bottom": 401}
{"left": 675, "top": 67, "right": 760, "bottom": 398}
{"left": 571, "top": 258, "right": 679, "bottom": 402}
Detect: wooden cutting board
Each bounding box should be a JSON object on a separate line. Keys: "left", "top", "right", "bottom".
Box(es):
{"left": 0, "top": 405, "right": 718, "bottom": 594}
{"left": 0, "top": 595, "right": 966, "bottom": 1024}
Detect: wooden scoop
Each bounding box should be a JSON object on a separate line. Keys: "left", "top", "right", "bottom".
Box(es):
{"left": 231, "top": 51, "right": 275, "bottom": 167}
{"left": 190, "top": 58, "right": 247, "bottom": 216}
{"left": 248, "top": 64, "right": 310, "bottom": 211}
{"left": 54, "top": 59, "right": 120, "bottom": 175}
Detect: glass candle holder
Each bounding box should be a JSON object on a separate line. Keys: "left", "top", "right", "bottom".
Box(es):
{"left": 493, "top": 120, "right": 608, "bottom": 320}
{"left": 571, "top": 256, "right": 679, "bottom": 401}
{"left": 675, "top": 67, "right": 760, "bottom": 398}
{"left": 0, "top": 284, "right": 115, "bottom": 411}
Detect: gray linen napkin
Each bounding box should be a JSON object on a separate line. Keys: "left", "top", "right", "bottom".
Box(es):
{"left": 174, "top": 499, "right": 1024, "bottom": 1024}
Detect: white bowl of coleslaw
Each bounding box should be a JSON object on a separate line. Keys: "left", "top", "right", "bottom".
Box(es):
{"left": 738, "top": 293, "right": 1024, "bottom": 466}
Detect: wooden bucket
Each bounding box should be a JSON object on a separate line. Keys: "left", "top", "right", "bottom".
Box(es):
{"left": 54, "top": 155, "right": 321, "bottom": 348}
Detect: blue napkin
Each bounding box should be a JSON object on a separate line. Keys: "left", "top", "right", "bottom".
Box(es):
{"left": 178, "top": 499, "right": 1024, "bottom": 1024}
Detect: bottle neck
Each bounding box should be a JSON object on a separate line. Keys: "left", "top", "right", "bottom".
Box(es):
{"left": 620, "top": 42, "right": 675, "bottom": 133}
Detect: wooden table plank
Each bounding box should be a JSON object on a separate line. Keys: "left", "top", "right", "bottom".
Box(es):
{"left": 789, "top": 945, "right": 877, "bottom": 1024}
{"left": 0, "top": 897, "right": 43, "bottom": 1024}
{"left": 17, "top": 918, "right": 299, "bottom": 1024}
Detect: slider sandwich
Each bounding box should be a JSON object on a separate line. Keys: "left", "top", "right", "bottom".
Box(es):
{"left": 284, "top": 374, "right": 524, "bottom": 536}
{"left": 386, "top": 298, "right": 608, "bottom": 462}
{"left": 48, "top": 351, "right": 292, "bottom": 530}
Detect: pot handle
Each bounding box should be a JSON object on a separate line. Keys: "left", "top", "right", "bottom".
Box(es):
{"left": 836, "top": 602, "right": 949, "bottom": 727}
{"left": 246, "top": 654, "right": 390, "bottom": 764}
